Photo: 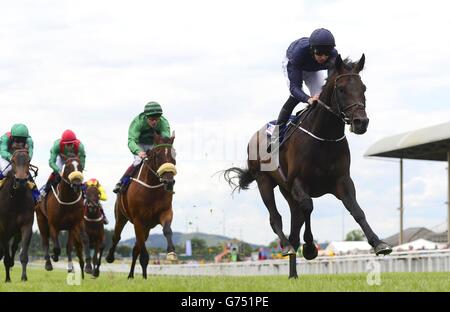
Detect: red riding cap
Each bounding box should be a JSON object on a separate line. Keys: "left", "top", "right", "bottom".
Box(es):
{"left": 61, "top": 129, "right": 77, "bottom": 143}
{"left": 60, "top": 129, "right": 80, "bottom": 154}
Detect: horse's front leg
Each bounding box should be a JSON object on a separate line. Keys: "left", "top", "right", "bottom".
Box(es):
{"left": 336, "top": 176, "right": 392, "bottom": 255}
{"left": 67, "top": 230, "right": 74, "bottom": 273}
{"left": 19, "top": 224, "right": 33, "bottom": 281}
{"left": 80, "top": 226, "right": 92, "bottom": 274}
{"left": 49, "top": 225, "right": 61, "bottom": 262}
{"left": 162, "top": 212, "right": 177, "bottom": 261}
{"left": 290, "top": 178, "right": 317, "bottom": 261}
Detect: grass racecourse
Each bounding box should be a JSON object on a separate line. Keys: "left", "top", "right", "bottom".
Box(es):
{"left": 0, "top": 266, "right": 449, "bottom": 292}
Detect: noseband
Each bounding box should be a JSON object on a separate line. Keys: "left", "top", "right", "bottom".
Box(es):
{"left": 317, "top": 73, "right": 366, "bottom": 124}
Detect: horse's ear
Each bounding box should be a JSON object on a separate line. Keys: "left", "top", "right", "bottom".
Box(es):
{"left": 170, "top": 131, "right": 176, "bottom": 142}
{"left": 355, "top": 53, "right": 365, "bottom": 73}
{"left": 335, "top": 54, "right": 344, "bottom": 74}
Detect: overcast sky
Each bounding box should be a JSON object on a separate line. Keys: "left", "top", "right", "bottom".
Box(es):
{"left": 1, "top": 0, "right": 450, "bottom": 246}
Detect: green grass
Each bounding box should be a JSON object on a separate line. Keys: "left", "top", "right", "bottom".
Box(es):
{"left": 0, "top": 266, "right": 448, "bottom": 292}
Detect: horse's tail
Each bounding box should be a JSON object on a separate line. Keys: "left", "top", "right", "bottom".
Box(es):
{"left": 223, "top": 166, "right": 256, "bottom": 193}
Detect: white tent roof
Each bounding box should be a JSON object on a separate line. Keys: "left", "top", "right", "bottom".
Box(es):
{"left": 393, "top": 238, "right": 447, "bottom": 251}
{"left": 364, "top": 121, "right": 450, "bottom": 161}
{"left": 325, "top": 241, "right": 372, "bottom": 253}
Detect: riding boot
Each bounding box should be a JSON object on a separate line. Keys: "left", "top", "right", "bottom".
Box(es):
{"left": 113, "top": 165, "right": 137, "bottom": 194}
{"left": 268, "top": 96, "right": 300, "bottom": 152}
{"left": 40, "top": 172, "right": 59, "bottom": 200}
{"left": 27, "top": 175, "right": 40, "bottom": 203}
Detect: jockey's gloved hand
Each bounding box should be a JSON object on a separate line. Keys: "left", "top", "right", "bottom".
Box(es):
{"left": 307, "top": 96, "right": 319, "bottom": 106}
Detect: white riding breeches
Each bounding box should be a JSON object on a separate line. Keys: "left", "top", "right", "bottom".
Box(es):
{"left": 0, "top": 158, "right": 11, "bottom": 175}
{"left": 282, "top": 58, "right": 327, "bottom": 97}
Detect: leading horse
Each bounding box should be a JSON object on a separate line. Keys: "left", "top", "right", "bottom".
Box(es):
{"left": 224, "top": 54, "right": 392, "bottom": 278}
{"left": 0, "top": 149, "right": 35, "bottom": 282}
{"left": 106, "top": 134, "right": 177, "bottom": 279}
{"left": 35, "top": 156, "right": 87, "bottom": 277}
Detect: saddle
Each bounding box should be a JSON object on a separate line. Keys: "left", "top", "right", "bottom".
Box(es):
{"left": 266, "top": 107, "right": 310, "bottom": 151}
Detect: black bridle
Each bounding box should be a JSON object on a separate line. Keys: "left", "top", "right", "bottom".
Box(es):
{"left": 316, "top": 73, "right": 366, "bottom": 124}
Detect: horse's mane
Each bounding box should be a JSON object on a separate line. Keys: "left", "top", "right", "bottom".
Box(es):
{"left": 320, "top": 57, "right": 361, "bottom": 101}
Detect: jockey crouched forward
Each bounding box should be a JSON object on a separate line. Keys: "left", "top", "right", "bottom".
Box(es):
{"left": 113, "top": 101, "right": 171, "bottom": 194}
{"left": 0, "top": 124, "right": 40, "bottom": 202}
{"left": 40, "top": 129, "right": 86, "bottom": 200}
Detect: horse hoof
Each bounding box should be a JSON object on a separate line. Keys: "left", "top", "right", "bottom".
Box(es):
{"left": 166, "top": 252, "right": 178, "bottom": 261}
{"left": 127, "top": 275, "right": 134, "bottom": 280}
{"left": 303, "top": 243, "right": 318, "bottom": 260}
{"left": 52, "top": 255, "right": 59, "bottom": 262}
{"left": 93, "top": 269, "right": 100, "bottom": 278}
{"left": 375, "top": 242, "right": 392, "bottom": 256}
{"left": 105, "top": 254, "right": 114, "bottom": 263}
{"left": 289, "top": 274, "right": 298, "bottom": 279}
{"left": 45, "top": 262, "right": 53, "bottom": 271}
{"left": 281, "top": 246, "right": 296, "bottom": 256}
{"left": 68, "top": 268, "right": 74, "bottom": 273}
{"left": 85, "top": 265, "right": 93, "bottom": 275}
{"left": 21, "top": 276, "right": 28, "bottom": 282}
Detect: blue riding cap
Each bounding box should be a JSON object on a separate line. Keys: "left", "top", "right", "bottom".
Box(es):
{"left": 309, "top": 28, "right": 335, "bottom": 47}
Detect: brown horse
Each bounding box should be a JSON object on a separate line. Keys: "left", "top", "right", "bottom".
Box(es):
{"left": 224, "top": 55, "right": 392, "bottom": 279}
{"left": 83, "top": 184, "right": 105, "bottom": 277}
{"left": 106, "top": 134, "right": 177, "bottom": 279}
{"left": 0, "top": 149, "right": 34, "bottom": 282}
{"left": 35, "top": 157, "right": 87, "bottom": 277}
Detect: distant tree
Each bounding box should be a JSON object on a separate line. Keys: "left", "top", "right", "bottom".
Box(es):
{"left": 345, "top": 229, "right": 366, "bottom": 241}
{"left": 191, "top": 237, "right": 207, "bottom": 258}
{"left": 116, "top": 245, "right": 132, "bottom": 257}
{"left": 240, "top": 242, "right": 253, "bottom": 257}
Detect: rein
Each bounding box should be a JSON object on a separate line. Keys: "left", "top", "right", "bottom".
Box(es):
{"left": 296, "top": 73, "right": 365, "bottom": 142}
{"left": 130, "top": 143, "right": 174, "bottom": 189}
{"left": 51, "top": 184, "right": 83, "bottom": 205}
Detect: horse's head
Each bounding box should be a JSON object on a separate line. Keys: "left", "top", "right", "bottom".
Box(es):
{"left": 61, "top": 156, "right": 84, "bottom": 193}
{"left": 327, "top": 54, "right": 369, "bottom": 134}
{"left": 10, "top": 149, "right": 30, "bottom": 189}
{"left": 85, "top": 185, "right": 101, "bottom": 216}
{"left": 147, "top": 133, "right": 177, "bottom": 192}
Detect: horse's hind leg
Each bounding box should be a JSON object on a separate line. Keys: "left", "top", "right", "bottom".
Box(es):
{"left": 256, "top": 174, "right": 294, "bottom": 254}
{"left": 106, "top": 201, "right": 128, "bottom": 263}
{"left": 36, "top": 209, "right": 52, "bottom": 270}
{"left": 132, "top": 221, "right": 149, "bottom": 279}
{"left": 336, "top": 176, "right": 392, "bottom": 255}
{"left": 279, "top": 188, "right": 307, "bottom": 279}
{"left": 19, "top": 224, "right": 33, "bottom": 281}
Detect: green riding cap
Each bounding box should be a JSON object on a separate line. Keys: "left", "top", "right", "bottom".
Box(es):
{"left": 144, "top": 101, "right": 163, "bottom": 117}
{"left": 11, "top": 123, "right": 29, "bottom": 138}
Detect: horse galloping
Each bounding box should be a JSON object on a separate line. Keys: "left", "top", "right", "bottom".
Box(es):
{"left": 0, "top": 149, "right": 35, "bottom": 282}
{"left": 106, "top": 134, "right": 177, "bottom": 279}
{"left": 83, "top": 184, "right": 105, "bottom": 277}
{"left": 224, "top": 54, "right": 392, "bottom": 279}
{"left": 35, "top": 156, "right": 87, "bottom": 277}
